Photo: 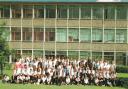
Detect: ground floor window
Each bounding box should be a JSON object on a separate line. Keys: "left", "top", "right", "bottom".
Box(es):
{"left": 116, "top": 52, "right": 126, "bottom": 66}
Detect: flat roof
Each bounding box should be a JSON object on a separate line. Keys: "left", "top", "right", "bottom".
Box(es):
{"left": 0, "top": 0, "right": 128, "bottom": 3}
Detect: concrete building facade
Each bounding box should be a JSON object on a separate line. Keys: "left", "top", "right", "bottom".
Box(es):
{"left": 0, "top": 0, "right": 128, "bottom": 66}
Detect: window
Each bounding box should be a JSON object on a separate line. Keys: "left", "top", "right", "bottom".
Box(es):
{"left": 23, "top": 28, "right": 32, "bottom": 41}
{"left": 34, "top": 28, "right": 44, "bottom": 41}
{"left": 92, "top": 28, "right": 103, "bottom": 42}
{"left": 0, "top": 5, "right": 10, "bottom": 18}
{"left": 22, "top": 50, "right": 32, "bottom": 56}
{"left": 46, "top": 5, "right": 56, "bottom": 18}
{"left": 104, "top": 52, "right": 114, "bottom": 63}
{"left": 81, "top": 5, "right": 91, "bottom": 19}
{"left": 12, "top": 5, "right": 21, "bottom": 18}
{"left": 45, "top": 51, "right": 55, "bottom": 57}
{"left": 92, "top": 6, "right": 103, "bottom": 19}
{"left": 68, "top": 51, "right": 79, "bottom": 59}
{"left": 33, "top": 50, "right": 43, "bottom": 57}
{"left": 116, "top": 29, "right": 127, "bottom": 43}
{"left": 116, "top": 52, "right": 126, "bottom": 66}
{"left": 116, "top": 6, "right": 127, "bottom": 20}
{"left": 57, "top": 5, "right": 67, "bottom": 19}
{"left": 92, "top": 52, "right": 102, "bottom": 60}
{"left": 80, "top": 51, "right": 90, "bottom": 59}
{"left": 56, "top": 51, "right": 67, "bottom": 58}
{"left": 104, "top": 29, "right": 115, "bottom": 43}
{"left": 80, "top": 28, "right": 91, "bottom": 42}
{"left": 104, "top": 6, "right": 115, "bottom": 20}
{"left": 11, "top": 27, "right": 21, "bottom": 41}
{"left": 45, "top": 28, "right": 55, "bottom": 41}
{"left": 68, "top": 28, "right": 79, "bottom": 42}
{"left": 23, "top": 5, "right": 33, "bottom": 18}
{"left": 34, "top": 5, "right": 44, "bottom": 18}
{"left": 56, "top": 28, "right": 67, "bottom": 42}
{"left": 69, "top": 5, "right": 79, "bottom": 19}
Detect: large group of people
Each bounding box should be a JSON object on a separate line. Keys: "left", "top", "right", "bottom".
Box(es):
{"left": 3, "top": 56, "right": 118, "bottom": 86}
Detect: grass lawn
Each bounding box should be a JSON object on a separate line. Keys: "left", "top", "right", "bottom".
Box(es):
{"left": 3, "top": 69, "right": 128, "bottom": 78}
{"left": 0, "top": 83, "right": 126, "bottom": 89}
{"left": 1, "top": 69, "right": 128, "bottom": 89}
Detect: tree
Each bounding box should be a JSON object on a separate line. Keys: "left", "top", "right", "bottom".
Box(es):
{"left": 0, "top": 26, "right": 10, "bottom": 75}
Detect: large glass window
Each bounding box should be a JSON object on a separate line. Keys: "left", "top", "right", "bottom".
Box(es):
{"left": 104, "top": 29, "right": 115, "bottom": 43}
{"left": 34, "top": 28, "right": 44, "bottom": 41}
{"left": 116, "top": 52, "right": 126, "bottom": 66}
{"left": 45, "top": 51, "right": 55, "bottom": 57}
{"left": 104, "top": 6, "right": 115, "bottom": 20}
{"left": 46, "top": 5, "right": 56, "bottom": 18}
{"left": 23, "top": 5, "right": 33, "bottom": 18}
{"left": 68, "top": 28, "right": 79, "bottom": 42}
{"left": 12, "top": 5, "right": 21, "bottom": 18}
{"left": 69, "top": 5, "right": 79, "bottom": 19}
{"left": 33, "top": 50, "right": 43, "bottom": 57}
{"left": 116, "top": 6, "right": 127, "bottom": 20}
{"left": 81, "top": 5, "right": 91, "bottom": 19}
{"left": 34, "top": 5, "right": 44, "bottom": 18}
{"left": 56, "top": 28, "right": 67, "bottom": 42}
{"left": 56, "top": 51, "right": 67, "bottom": 58}
{"left": 22, "top": 50, "right": 32, "bottom": 56}
{"left": 92, "top": 52, "right": 102, "bottom": 60}
{"left": 92, "top": 6, "right": 103, "bottom": 19}
{"left": 80, "top": 51, "right": 90, "bottom": 59}
{"left": 68, "top": 51, "right": 79, "bottom": 59}
{"left": 116, "top": 29, "right": 127, "bottom": 43}
{"left": 92, "top": 28, "right": 103, "bottom": 42}
{"left": 104, "top": 52, "right": 114, "bottom": 63}
{"left": 11, "top": 27, "right": 21, "bottom": 41}
{"left": 45, "top": 28, "right": 55, "bottom": 41}
{"left": 80, "top": 28, "right": 91, "bottom": 42}
{"left": 57, "top": 5, "right": 67, "bottom": 19}
{"left": 23, "top": 28, "right": 32, "bottom": 41}
{"left": 0, "top": 5, "right": 10, "bottom": 18}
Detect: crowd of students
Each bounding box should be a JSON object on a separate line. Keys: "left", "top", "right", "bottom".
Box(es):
{"left": 4, "top": 56, "right": 118, "bottom": 86}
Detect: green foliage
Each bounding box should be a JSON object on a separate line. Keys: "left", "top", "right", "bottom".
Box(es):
{"left": 0, "top": 24, "right": 10, "bottom": 75}
{"left": 116, "top": 66, "right": 128, "bottom": 73}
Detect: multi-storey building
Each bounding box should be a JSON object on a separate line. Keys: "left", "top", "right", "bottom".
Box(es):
{"left": 0, "top": 0, "right": 128, "bottom": 66}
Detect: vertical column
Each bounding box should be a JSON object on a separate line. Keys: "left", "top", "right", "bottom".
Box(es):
{"left": 32, "top": 4, "right": 34, "bottom": 59}
{"left": 102, "top": 6, "right": 104, "bottom": 43}
{"left": 43, "top": 5, "right": 46, "bottom": 59}
{"left": 90, "top": 6, "right": 93, "bottom": 59}
{"left": 114, "top": 6, "right": 116, "bottom": 62}
{"left": 21, "top": 4, "right": 23, "bottom": 56}
{"left": 55, "top": 4, "right": 57, "bottom": 58}
{"left": 78, "top": 5, "right": 81, "bottom": 59}
{"left": 115, "top": 6, "right": 116, "bottom": 44}
{"left": 67, "top": 5, "right": 69, "bottom": 57}
{"left": 91, "top": 6, "right": 93, "bottom": 43}
{"left": 9, "top": 4, "right": 12, "bottom": 63}
{"left": 102, "top": 6, "right": 104, "bottom": 60}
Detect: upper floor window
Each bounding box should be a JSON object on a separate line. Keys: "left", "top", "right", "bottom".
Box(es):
{"left": 81, "top": 5, "right": 91, "bottom": 19}
{"left": 116, "top": 6, "right": 127, "bottom": 20}
{"left": 12, "top": 5, "right": 21, "bottom": 18}
{"left": 69, "top": 5, "right": 79, "bottom": 19}
{"left": 23, "top": 5, "right": 33, "bottom": 18}
{"left": 104, "top": 6, "right": 115, "bottom": 20}
{"left": 34, "top": 5, "right": 44, "bottom": 18}
{"left": 46, "top": 5, "right": 56, "bottom": 18}
{"left": 92, "top": 6, "right": 103, "bottom": 19}
{"left": 57, "top": 5, "right": 67, "bottom": 19}
{"left": 0, "top": 5, "right": 10, "bottom": 18}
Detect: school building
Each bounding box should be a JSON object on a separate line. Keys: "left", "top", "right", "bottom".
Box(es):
{"left": 0, "top": 0, "right": 128, "bottom": 66}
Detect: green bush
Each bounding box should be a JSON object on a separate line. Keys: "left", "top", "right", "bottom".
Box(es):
{"left": 116, "top": 66, "right": 128, "bottom": 73}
